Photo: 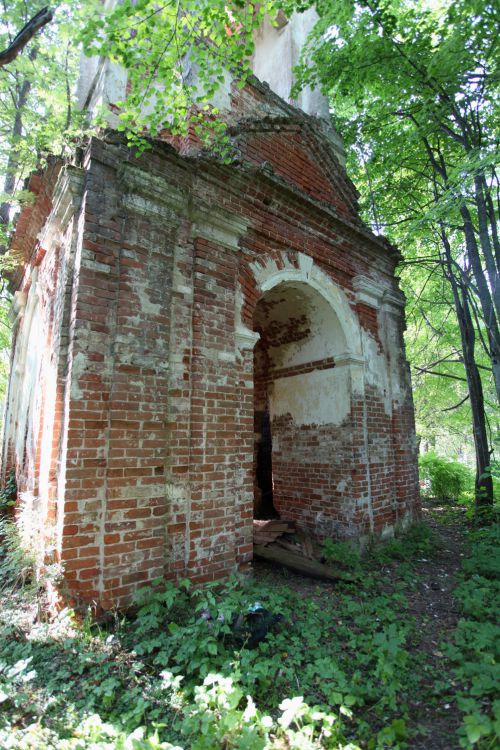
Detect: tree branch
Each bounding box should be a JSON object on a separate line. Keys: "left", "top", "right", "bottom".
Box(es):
{"left": 441, "top": 394, "right": 470, "bottom": 412}
{"left": 414, "top": 366, "right": 467, "bottom": 382}
{"left": 0, "top": 7, "right": 53, "bottom": 68}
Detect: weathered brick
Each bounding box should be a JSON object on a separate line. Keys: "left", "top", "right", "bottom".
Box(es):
{"left": 2, "top": 76, "right": 419, "bottom": 609}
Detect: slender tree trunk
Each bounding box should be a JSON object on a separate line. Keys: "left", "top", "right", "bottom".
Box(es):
{"left": 474, "top": 175, "right": 500, "bottom": 313}
{"left": 0, "top": 60, "right": 34, "bottom": 239}
{"left": 460, "top": 203, "right": 500, "bottom": 405}
{"left": 482, "top": 176, "right": 500, "bottom": 269}
{"left": 441, "top": 227, "right": 494, "bottom": 508}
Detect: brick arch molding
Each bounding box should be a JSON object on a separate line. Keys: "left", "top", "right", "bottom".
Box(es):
{"left": 236, "top": 252, "right": 365, "bottom": 386}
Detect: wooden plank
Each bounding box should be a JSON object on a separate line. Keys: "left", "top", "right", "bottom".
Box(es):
{"left": 254, "top": 534, "right": 280, "bottom": 544}
{"left": 303, "top": 535, "right": 315, "bottom": 560}
{"left": 275, "top": 539, "right": 303, "bottom": 554}
{"left": 253, "top": 544, "right": 354, "bottom": 582}
{"left": 253, "top": 521, "right": 295, "bottom": 532}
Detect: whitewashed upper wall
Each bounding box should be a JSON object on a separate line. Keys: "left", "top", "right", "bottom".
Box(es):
{"left": 252, "top": 9, "right": 329, "bottom": 119}
{"left": 77, "top": 8, "right": 330, "bottom": 122}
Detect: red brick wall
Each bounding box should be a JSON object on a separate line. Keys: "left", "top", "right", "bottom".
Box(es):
{"left": 2, "top": 165, "right": 83, "bottom": 577}
{"left": 3, "top": 107, "right": 420, "bottom": 607}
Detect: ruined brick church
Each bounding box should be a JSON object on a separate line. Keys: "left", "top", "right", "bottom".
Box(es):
{"left": 1, "top": 11, "right": 419, "bottom": 608}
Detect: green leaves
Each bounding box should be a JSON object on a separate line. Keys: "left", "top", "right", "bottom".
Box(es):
{"left": 444, "top": 523, "right": 500, "bottom": 748}
{"left": 419, "top": 452, "right": 474, "bottom": 504}
{"left": 0, "top": 1, "right": 87, "bottom": 266}
{"left": 78, "top": 0, "right": 280, "bottom": 147}
{"left": 3, "top": 513, "right": 491, "bottom": 749}
{"left": 462, "top": 712, "right": 494, "bottom": 746}
{"left": 300, "top": 0, "right": 499, "bottom": 483}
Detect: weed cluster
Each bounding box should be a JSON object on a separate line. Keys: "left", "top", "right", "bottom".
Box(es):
{"left": 419, "top": 452, "right": 474, "bottom": 504}
{"left": 322, "top": 539, "right": 362, "bottom": 572}
{"left": 444, "top": 524, "right": 500, "bottom": 749}
{"left": 0, "top": 543, "right": 421, "bottom": 749}
{"left": 0, "top": 516, "right": 36, "bottom": 595}
{"left": 366, "top": 522, "right": 438, "bottom": 566}
{"left": 0, "top": 517, "right": 495, "bottom": 749}
{"left": 322, "top": 522, "right": 437, "bottom": 572}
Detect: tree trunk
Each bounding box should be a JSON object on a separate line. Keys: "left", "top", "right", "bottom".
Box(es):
{"left": 0, "top": 71, "right": 33, "bottom": 242}
{"left": 0, "top": 7, "right": 52, "bottom": 68}
{"left": 460, "top": 203, "right": 500, "bottom": 405}
{"left": 442, "top": 228, "right": 494, "bottom": 508}
{"left": 474, "top": 174, "right": 500, "bottom": 318}
{"left": 482, "top": 175, "right": 500, "bottom": 270}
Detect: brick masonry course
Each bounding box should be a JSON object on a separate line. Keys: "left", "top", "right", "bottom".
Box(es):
{"left": 2, "top": 78, "right": 420, "bottom": 608}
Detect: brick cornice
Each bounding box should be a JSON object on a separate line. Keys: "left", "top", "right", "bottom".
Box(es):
{"left": 192, "top": 157, "right": 400, "bottom": 271}
{"left": 191, "top": 203, "right": 249, "bottom": 251}
{"left": 353, "top": 276, "right": 386, "bottom": 308}
{"left": 97, "top": 131, "right": 399, "bottom": 269}
{"left": 37, "top": 165, "right": 85, "bottom": 252}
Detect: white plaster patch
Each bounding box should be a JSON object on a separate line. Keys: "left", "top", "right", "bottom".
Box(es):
{"left": 11, "top": 281, "right": 43, "bottom": 466}
{"left": 297, "top": 252, "right": 313, "bottom": 276}
{"left": 252, "top": 14, "right": 293, "bottom": 102}
{"left": 119, "top": 485, "right": 165, "bottom": 500}
{"left": 360, "top": 330, "right": 392, "bottom": 414}
{"left": 38, "top": 363, "right": 57, "bottom": 507}
{"left": 70, "top": 351, "right": 87, "bottom": 400}
{"left": 262, "top": 283, "right": 347, "bottom": 370}
{"left": 234, "top": 286, "right": 259, "bottom": 355}
{"left": 218, "top": 351, "right": 236, "bottom": 363}
{"left": 165, "top": 483, "right": 189, "bottom": 501}
{"left": 132, "top": 276, "right": 162, "bottom": 316}
{"left": 172, "top": 283, "right": 192, "bottom": 297}
{"left": 83, "top": 259, "right": 111, "bottom": 275}
{"left": 119, "top": 164, "right": 185, "bottom": 217}
{"left": 251, "top": 9, "right": 330, "bottom": 119}
{"left": 353, "top": 275, "right": 385, "bottom": 308}
{"left": 380, "top": 304, "right": 408, "bottom": 409}
{"left": 270, "top": 368, "right": 350, "bottom": 426}
{"left": 184, "top": 56, "right": 232, "bottom": 112}
{"left": 192, "top": 208, "right": 248, "bottom": 251}
{"left": 235, "top": 325, "right": 260, "bottom": 353}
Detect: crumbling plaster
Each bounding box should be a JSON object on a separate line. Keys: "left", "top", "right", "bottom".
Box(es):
{"left": 2, "top": 22, "right": 420, "bottom": 605}
{"left": 252, "top": 8, "right": 330, "bottom": 120}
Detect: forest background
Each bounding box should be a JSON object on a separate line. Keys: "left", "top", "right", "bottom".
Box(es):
{"left": 0, "top": 0, "right": 498, "bottom": 508}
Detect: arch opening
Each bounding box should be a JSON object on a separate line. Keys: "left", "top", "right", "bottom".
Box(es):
{"left": 252, "top": 280, "right": 353, "bottom": 532}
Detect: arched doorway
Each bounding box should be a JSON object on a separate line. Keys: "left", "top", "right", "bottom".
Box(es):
{"left": 252, "top": 279, "right": 355, "bottom": 535}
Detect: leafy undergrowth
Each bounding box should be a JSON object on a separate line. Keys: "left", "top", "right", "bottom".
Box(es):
{"left": 0, "top": 512, "right": 498, "bottom": 750}
{"left": 446, "top": 524, "right": 500, "bottom": 748}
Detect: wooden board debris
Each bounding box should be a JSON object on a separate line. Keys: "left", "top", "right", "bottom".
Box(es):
{"left": 253, "top": 544, "right": 354, "bottom": 582}
{"left": 253, "top": 519, "right": 296, "bottom": 546}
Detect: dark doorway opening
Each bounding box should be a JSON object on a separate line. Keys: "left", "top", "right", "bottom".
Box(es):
{"left": 254, "top": 408, "right": 277, "bottom": 519}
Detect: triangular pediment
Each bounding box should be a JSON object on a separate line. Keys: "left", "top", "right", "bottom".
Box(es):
{"left": 228, "top": 77, "right": 360, "bottom": 222}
